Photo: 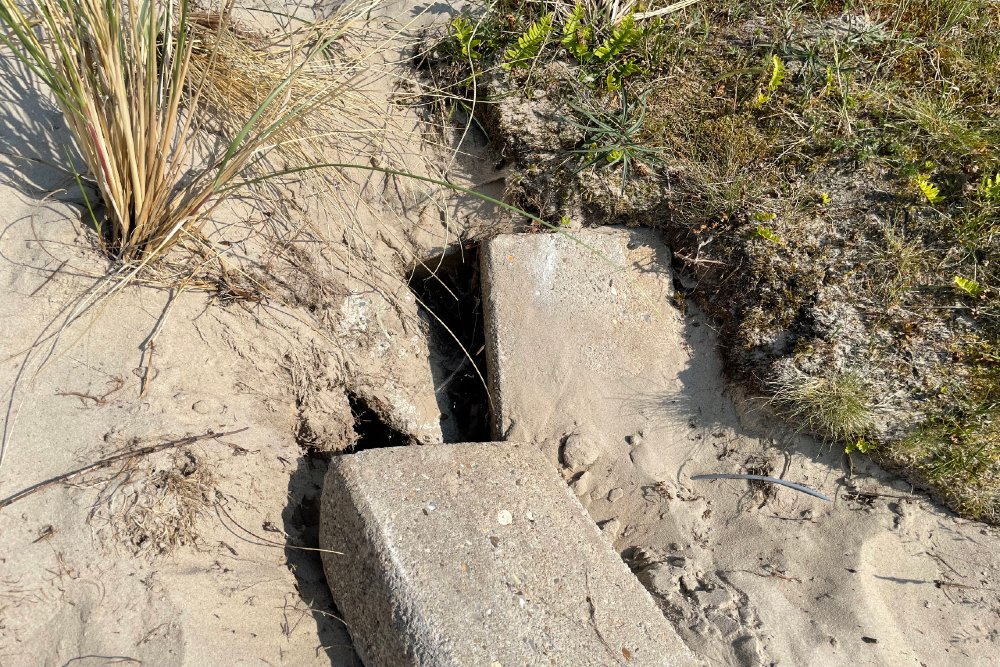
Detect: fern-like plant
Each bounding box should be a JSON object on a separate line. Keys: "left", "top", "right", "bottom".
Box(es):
{"left": 451, "top": 15, "right": 482, "bottom": 60}
{"left": 561, "top": 3, "right": 592, "bottom": 59}
{"left": 592, "top": 13, "right": 641, "bottom": 61}
{"left": 503, "top": 12, "right": 554, "bottom": 70}
{"left": 916, "top": 174, "right": 943, "bottom": 204}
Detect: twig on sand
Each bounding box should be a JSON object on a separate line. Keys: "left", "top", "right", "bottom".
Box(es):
{"left": 213, "top": 498, "right": 344, "bottom": 556}
{"left": 0, "top": 428, "right": 247, "bottom": 510}
{"left": 691, "top": 473, "right": 831, "bottom": 502}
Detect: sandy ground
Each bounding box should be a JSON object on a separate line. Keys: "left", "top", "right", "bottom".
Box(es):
{"left": 574, "top": 302, "right": 1000, "bottom": 666}
{"left": 1, "top": 1, "right": 998, "bottom": 666}
{"left": 0, "top": 1, "right": 497, "bottom": 664}
{"left": 487, "top": 228, "right": 1000, "bottom": 666}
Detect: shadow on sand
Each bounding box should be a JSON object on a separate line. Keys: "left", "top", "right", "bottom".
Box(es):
{"left": 282, "top": 453, "right": 362, "bottom": 666}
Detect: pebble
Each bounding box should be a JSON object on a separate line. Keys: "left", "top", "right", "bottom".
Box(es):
{"left": 561, "top": 433, "right": 600, "bottom": 470}
{"left": 607, "top": 487, "right": 624, "bottom": 503}
{"left": 497, "top": 510, "right": 513, "bottom": 526}
{"left": 571, "top": 471, "right": 595, "bottom": 496}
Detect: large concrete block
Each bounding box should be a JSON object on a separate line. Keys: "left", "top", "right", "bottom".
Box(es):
{"left": 319, "top": 442, "right": 699, "bottom": 667}
{"left": 480, "top": 228, "right": 682, "bottom": 471}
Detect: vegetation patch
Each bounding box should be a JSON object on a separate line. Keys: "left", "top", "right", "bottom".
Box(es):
{"left": 0, "top": 0, "right": 360, "bottom": 265}
{"left": 422, "top": 0, "right": 1000, "bottom": 522}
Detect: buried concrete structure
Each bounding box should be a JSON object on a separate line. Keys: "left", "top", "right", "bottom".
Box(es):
{"left": 319, "top": 442, "right": 700, "bottom": 667}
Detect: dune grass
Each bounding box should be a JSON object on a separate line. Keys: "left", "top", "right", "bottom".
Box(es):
{"left": 0, "top": 0, "right": 361, "bottom": 264}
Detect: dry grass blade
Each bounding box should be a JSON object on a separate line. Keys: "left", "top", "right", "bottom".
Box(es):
{"left": 0, "top": 0, "right": 369, "bottom": 264}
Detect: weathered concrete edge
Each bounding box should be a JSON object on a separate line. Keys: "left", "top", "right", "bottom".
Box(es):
{"left": 479, "top": 237, "right": 507, "bottom": 441}
{"left": 320, "top": 458, "right": 434, "bottom": 666}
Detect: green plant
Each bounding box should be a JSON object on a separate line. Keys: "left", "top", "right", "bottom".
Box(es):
{"left": 568, "top": 90, "right": 662, "bottom": 192}
{"left": 592, "top": 13, "right": 642, "bottom": 61}
{"left": 845, "top": 437, "right": 877, "bottom": 454}
{"left": 0, "top": 0, "right": 350, "bottom": 263}
{"left": 771, "top": 368, "right": 875, "bottom": 443}
{"left": 561, "top": 2, "right": 592, "bottom": 59}
{"left": 451, "top": 15, "right": 482, "bottom": 60}
{"left": 755, "top": 225, "right": 782, "bottom": 243}
{"left": 980, "top": 173, "right": 1000, "bottom": 202}
{"left": 503, "top": 12, "right": 554, "bottom": 70}
{"left": 954, "top": 275, "right": 983, "bottom": 297}
{"left": 916, "top": 174, "right": 944, "bottom": 204}
{"left": 755, "top": 55, "right": 785, "bottom": 106}
{"left": 894, "top": 410, "right": 1000, "bottom": 523}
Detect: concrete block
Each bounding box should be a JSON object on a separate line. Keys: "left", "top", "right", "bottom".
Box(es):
{"left": 480, "top": 228, "right": 683, "bottom": 472}
{"left": 319, "top": 442, "right": 700, "bottom": 667}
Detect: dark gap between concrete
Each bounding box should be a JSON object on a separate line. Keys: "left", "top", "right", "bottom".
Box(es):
{"left": 409, "top": 244, "right": 491, "bottom": 443}
{"left": 282, "top": 451, "right": 362, "bottom": 666}
{"left": 346, "top": 391, "right": 412, "bottom": 451}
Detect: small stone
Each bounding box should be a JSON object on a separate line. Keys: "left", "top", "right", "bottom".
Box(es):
{"left": 525, "top": 510, "right": 535, "bottom": 522}
{"left": 497, "top": 510, "right": 513, "bottom": 526}
{"left": 571, "top": 471, "right": 595, "bottom": 496}
{"left": 679, "top": 574, "right": 699, "bottom": 595}
{"left": 423, "top": 502, "right": 437, "bottom": 515}
{"left": 561, "top": 433, "right": 600, "bottom": 471}
{"left": 599, "top": 519, "right": 621, "bottom": 537}
{"left": 607, "top": 488, "right": 625, "bottom": 503}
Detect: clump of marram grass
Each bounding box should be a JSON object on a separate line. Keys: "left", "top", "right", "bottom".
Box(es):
{"left": 770, "top": 367, "right": 875, "bottom": 444}
{"left": 0, "top": 0, "right": 363, "bottom": 264}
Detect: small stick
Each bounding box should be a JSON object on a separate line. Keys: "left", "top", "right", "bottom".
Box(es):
{"left": 691, "top": 473, "right": 831, "bottom": 502}
{"left": 0, "top": 428, "right": 248, "bottom": 510}
{"left": 56, "top": 376, "right": 126, "bottom": 406}
{"left": 29, "top": 260, "right": 69, "bottom": 297}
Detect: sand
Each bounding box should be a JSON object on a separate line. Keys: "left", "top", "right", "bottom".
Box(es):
{"left": 0, "top": 1, "right": 998, "bottom": 666}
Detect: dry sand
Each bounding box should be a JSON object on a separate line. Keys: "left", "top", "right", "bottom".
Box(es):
{"left": 0, "top": 1, "right": 998, "bottom": 666}
{"left": 0, "top": 2, "right": 486, "bottom": 663}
